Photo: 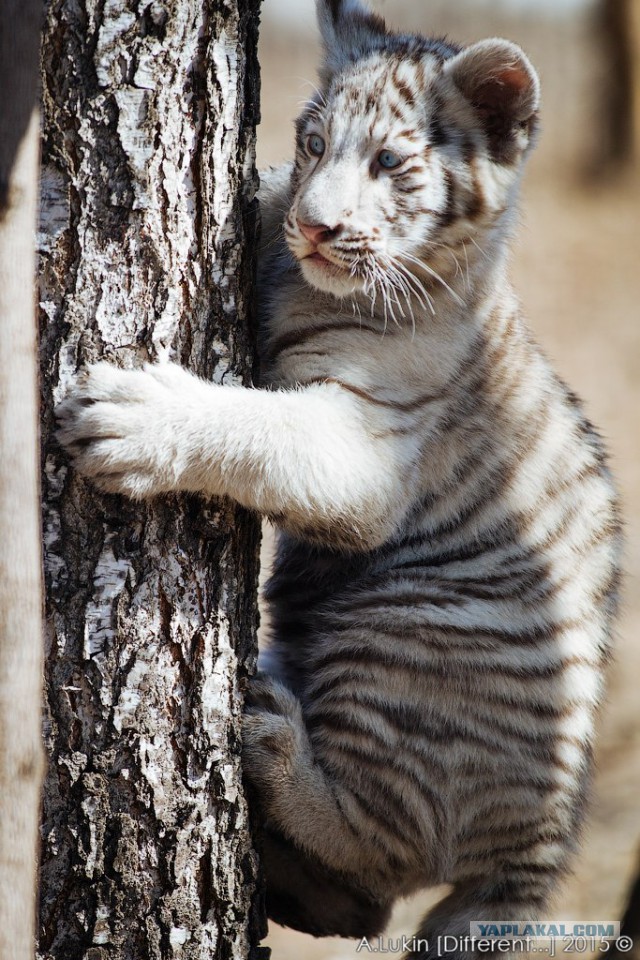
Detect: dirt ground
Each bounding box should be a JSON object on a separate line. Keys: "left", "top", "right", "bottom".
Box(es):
{"left": 254, "top": 3, "right": 640, "bottom": 956}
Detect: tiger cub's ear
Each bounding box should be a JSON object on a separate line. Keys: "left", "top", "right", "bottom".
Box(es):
{"left": 316, "top": 0, "right": 389, "bottom": 81}
{"left": 444, "top": 38, "right": 541, "bottom": 163}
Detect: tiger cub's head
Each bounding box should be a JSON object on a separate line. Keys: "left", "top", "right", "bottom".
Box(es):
{"left": 285, "top": 0, "right": 540, "bottom": 300}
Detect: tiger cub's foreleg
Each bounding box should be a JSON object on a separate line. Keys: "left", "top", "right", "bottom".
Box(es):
{"left": 55, "top": 361, "right": 415, "bottom": 552}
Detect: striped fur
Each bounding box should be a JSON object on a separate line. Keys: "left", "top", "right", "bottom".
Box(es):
{"left": 56, "top": 0, "right": 621, "bottom": 953}
{"left": 252, "top": 0, "right": 620, "bottom": 951}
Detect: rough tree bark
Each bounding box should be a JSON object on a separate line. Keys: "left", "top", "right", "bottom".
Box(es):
{"left": 0, "top": 1, "right": 46, "bottom": 957}
{"left": 38, "top": 0, "right": 265, "bottom": 958}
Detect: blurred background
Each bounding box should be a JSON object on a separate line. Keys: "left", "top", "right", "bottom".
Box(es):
{"left": 255, "top": 1, "right": 640, "bottom": 957}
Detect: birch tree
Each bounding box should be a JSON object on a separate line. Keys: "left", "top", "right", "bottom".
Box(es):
{"left": 0, "top": 1, "right": 46, "bottom": 957}
{"left": 38, "top": 0, "right": 265, "bottom": 957}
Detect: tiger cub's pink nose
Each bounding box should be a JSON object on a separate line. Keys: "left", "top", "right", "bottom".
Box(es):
{"left": 297, "top": 220, "right": 343, "bottom": 246}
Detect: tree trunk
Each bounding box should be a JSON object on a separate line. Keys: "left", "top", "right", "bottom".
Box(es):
{"left": 38, "top": 1, "right": 265, "bottom": 958}
{"left": 0, "top": 2, "right": 46, "bottom": 958}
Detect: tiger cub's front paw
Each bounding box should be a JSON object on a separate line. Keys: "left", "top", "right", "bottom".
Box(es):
{"left": 56, "top": 361, "right": 198, "bottom": 499}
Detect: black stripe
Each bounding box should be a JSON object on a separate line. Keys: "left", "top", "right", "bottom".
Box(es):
{"left": 457, "top": 832, "right": 567, "bottom": 862}
{"left": 308, "top": 644, "right": 596, "bottom": 682}
{"left": 315, "top": 732, "right": 440, "bottom": 854}
{"left": 326, "top": 767, "right": 436, "bottom": 850}
{"left": 429, "top": 113, "right": 448, "bottom": 147}
{"left": 299, "top": 376, "right": 446, "bottom": 412}
{"left": 330, "top": 594, "right": 576, "bottom": 646}
{"left": 436, "top": 168, "right": 456, "bottom": 227}
{"left": 265, "top": 319, "right": 382, "bottom": 362}
{"left": 311, "top": 688, "right": 585, "bottom": 764}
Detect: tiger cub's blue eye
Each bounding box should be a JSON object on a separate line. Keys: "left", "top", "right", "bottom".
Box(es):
{"left": 378, "top": 149, "right": 402, "bottom": 170}
{"left": 307, "top": 134, "right": 326, "bottom": 157}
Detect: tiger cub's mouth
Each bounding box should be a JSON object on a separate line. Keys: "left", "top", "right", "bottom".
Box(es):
{"left": 304, "top": 250, "right": 346, "bottom": 270}
{"left": 305, "top": 251, "right": 332, "bottom": 265}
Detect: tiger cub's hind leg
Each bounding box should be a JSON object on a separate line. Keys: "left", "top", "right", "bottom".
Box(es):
{"left": 405, "top": 877, "right": 553, "bottom": 959}
{"left": 241, "top": 673, "right": 419, "bottom": 901}
{"left": 242, "top": 673, "right": 394, "bottom": 936}
{"left": 260, "top": 827, "right": 392, "bottom": 938}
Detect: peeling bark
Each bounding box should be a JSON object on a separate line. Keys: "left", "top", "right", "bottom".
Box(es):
{"left": 38, "top": 1, "right": 265, "bottom": 958}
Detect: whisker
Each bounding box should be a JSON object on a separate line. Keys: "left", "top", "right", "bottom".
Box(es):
{"left": 399, "top": 252, "right": 466, "bottom": 307}
{"left": 467, "top": 235, "right": 487, "bottom": 259}
{"left": 295, "top": 79, "right": 329, "bottom": 110}
{"left": 461, "top": 240, "right": 471, "bottom": 292}
{"left": 386, "top": 255, "right": 435, "bottom": 317}
{"left": 381, "top": 260, "right": 413, "bottom": 317}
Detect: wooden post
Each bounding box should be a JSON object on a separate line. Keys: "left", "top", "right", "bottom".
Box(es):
{"left": 597, "top": 0, "right": 640, "bottom": 171}
{"left": 0, "top": 1, "right": 46, "bottom": 957}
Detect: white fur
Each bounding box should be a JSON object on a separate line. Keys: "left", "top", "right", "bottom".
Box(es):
{"left": 57, "top": 360, "right": 418, "bottom": 548}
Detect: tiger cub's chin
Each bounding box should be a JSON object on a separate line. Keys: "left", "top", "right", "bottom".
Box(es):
{"left": 298, "top": 254, "right": 362, "bottom": 297}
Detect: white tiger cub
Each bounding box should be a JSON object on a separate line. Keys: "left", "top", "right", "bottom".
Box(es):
{"left": 58, "top": 0, "right": 621, "bottom": 955}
